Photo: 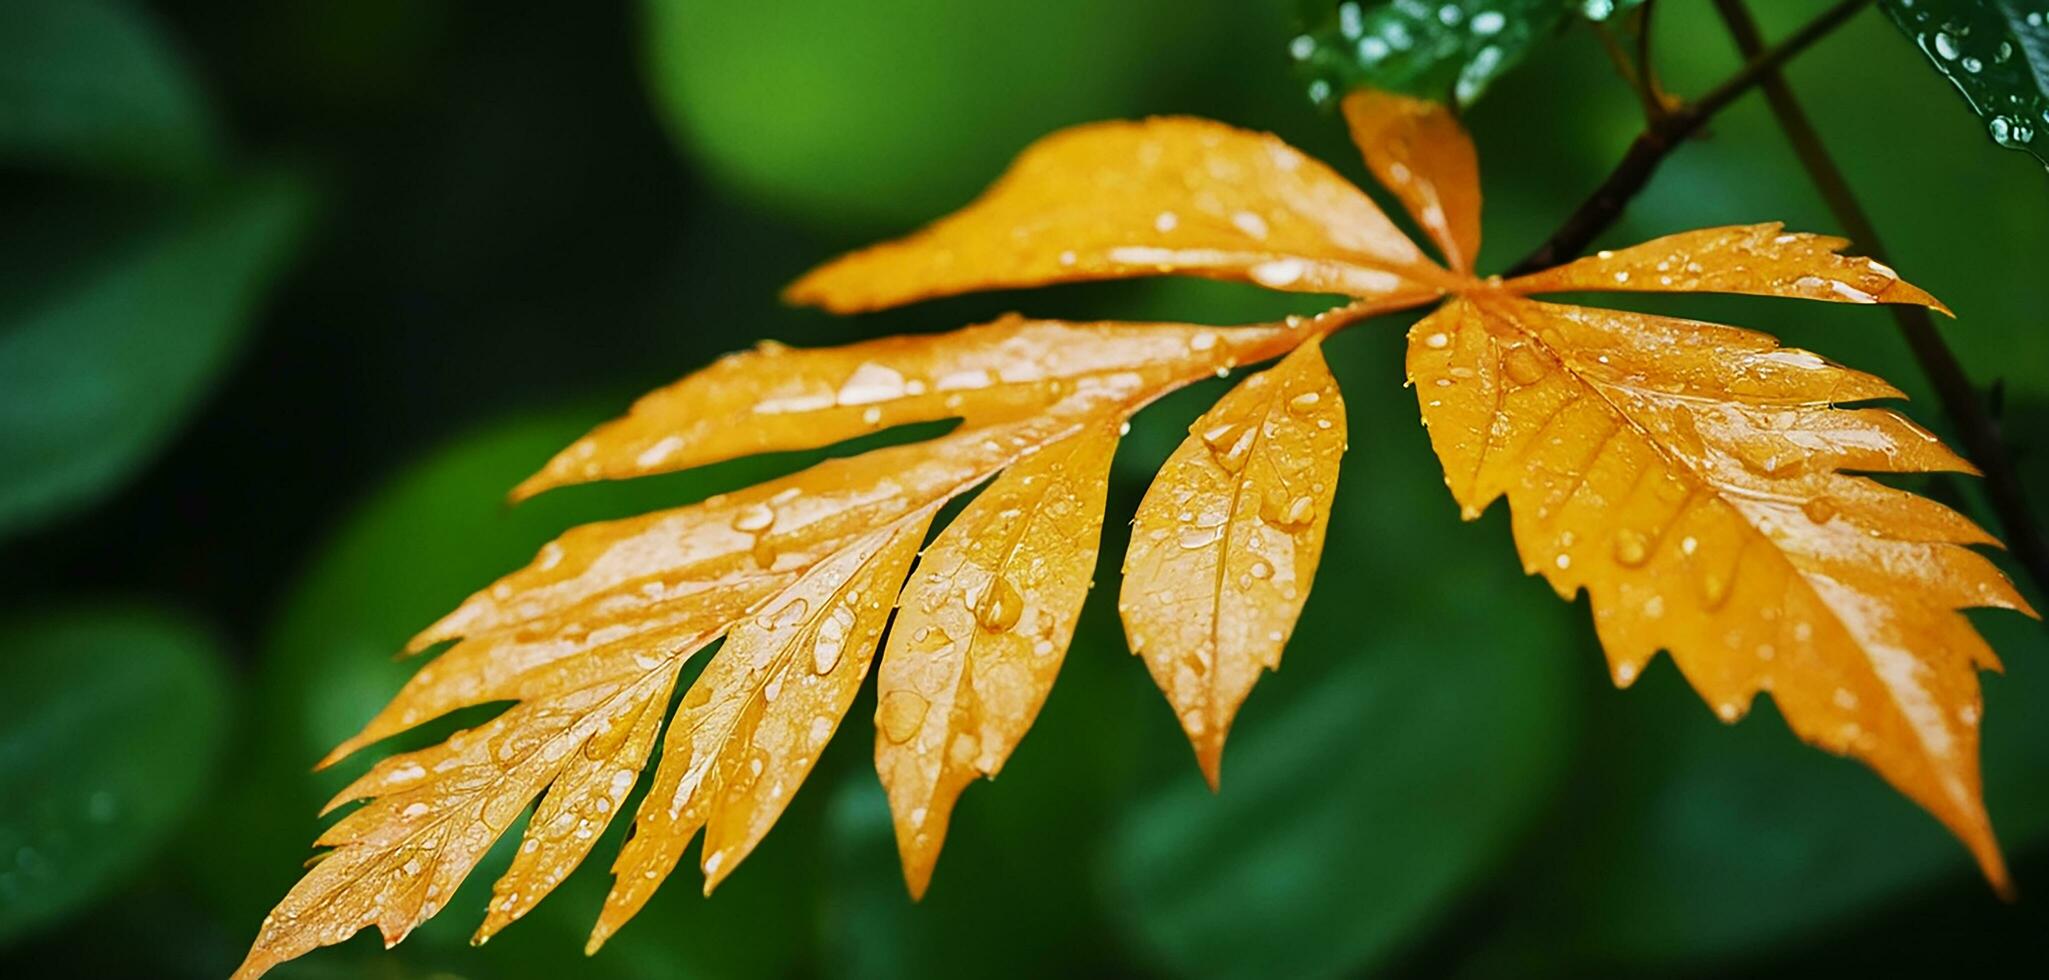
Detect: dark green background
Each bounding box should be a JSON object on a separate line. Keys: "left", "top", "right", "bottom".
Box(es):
{"left": 3, "top": 1, "right": 2047, "bottom": 977}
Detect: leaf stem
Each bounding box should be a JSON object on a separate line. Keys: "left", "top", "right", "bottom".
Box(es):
{"left": 1709, "top": 0, "right": 2049, "bottom": 601}
{"left": 1505, "top": 0, "right": 1872, "bottom": 276}
{"left": 1592, "top": 20, "right": 1663, "bottom": 124}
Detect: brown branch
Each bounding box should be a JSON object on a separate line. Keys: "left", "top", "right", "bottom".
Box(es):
{"left": 1710, "top": 0, "right": 2049, "bottom": 601}
{"left": 1506, "top": 0, "right": 1873, "bottom": 275}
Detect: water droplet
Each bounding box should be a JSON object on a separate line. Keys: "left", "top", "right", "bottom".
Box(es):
{"left": 1801, "top": 496, "right": 1839, "bottom": 524}
{"left": 837, "top": 362, "right": 908, "bottom": 405}
{"left": 1259, "top": 493, "right": 1317, "bottom": 531}
{"left": 1832, "top": 687, "right": 1859, "bottom": 711}
{"left": 1188, "top": 330, "right": 1217, "bottom": 351}
{"left": 1248, "top": 558, "right": 1273, "bottom": 580}
{"left": 1154, "top": 210, "right": 1179, "bottom": 233}
{"left": 975, "top": 577, "right": 1024, "bottom": 632}
{"left": 1680, "top": 535, "right": 1699, "bottom": 556}
{"left": 732, "top": 503, "right": 776, "bottom": 533}
{"left": 1700, "top": 572, "right": 1730, "bottom": 608}
{"left": 1503, "top": 347, "right": 1547, "bottom": 385}
{"left": 1989, "top": 115, "right": 2034, "bottom": 148}
{"left": 1612, "top": 529, "right": 1650, "bottom": 566}
{"left": 1423, "top": 332, "right": 1450, "bottom": 349}
{"left": 813, "top": 606, "right": 855, "bottom": 673}
{"left": 1250, "top": 258, "right": 1306, "bottom": 288}
{"left": 911, "top": 624, "right": 954, "bottom": 653}
{"left": 759, "top": 597, "right": 809, "bottom": 632}
{"left": 1199, "top": 420, "right": 1257, "bottom": 473}
{"left": 872, "top": 688, "right": 930, "bottom": 742}
{"left": 1288, "top": 391, "right": 1322, "bottom": 415}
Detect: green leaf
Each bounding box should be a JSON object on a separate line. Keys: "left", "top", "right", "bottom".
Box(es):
{"left": 1290, "top": 1, "right": 1570, "bottom": 107}
{"left": 0, "top": 0, "right": 218, "bottom": 179}
{"left": 0, "top": 603, "right": 231, "bottom": 945}
{"left": 1104, "top": 529, "right": 1582, "bottom": 978}
{"left": 1290, "top": 1, "right": 1650, "bottom": 108}
{"left": 1882, "top": 0, "right": 2049, "bottom": 163}
{"left": 0, "top": 171, "right": 315, "bottom": 537}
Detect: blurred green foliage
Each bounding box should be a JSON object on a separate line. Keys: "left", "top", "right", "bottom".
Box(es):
{"left": 0, "top": 604, "right": 228, "bottom": 944}
{"left": 0, "top": 0, "right": 217, "bottom": 179}
{"left": 2, "top": 1, "right": 2047, "bottom": 978}
{"left": 0, "top": 172, "right": 313, "bottom": 536}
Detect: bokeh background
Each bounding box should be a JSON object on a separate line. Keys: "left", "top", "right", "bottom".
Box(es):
{"left": 3, "top": 1, "right": 2048, "bottom": 976}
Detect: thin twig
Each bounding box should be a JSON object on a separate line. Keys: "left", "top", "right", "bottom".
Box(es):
{"left": 1710, "top": 0, "right": 2049, "bottom": 600}
{"left": 1506, "top": 0, "right": 1873, "bottom": 275}
{"left": 1634, "top": 1, "right": 1666, "bottom": 113}
{"left": 1592, "top": 21, "right": 1663, "bottom": 123}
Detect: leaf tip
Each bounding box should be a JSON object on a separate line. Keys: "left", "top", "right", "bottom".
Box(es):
{"left": 903, "top": 862, "right": 934, "bottom": 902}
{"left": 1195, "top": 741, "right": 1224, "bottom": 793}
{"left": 228, "top": 952, "right": 278, "bottom": 980}
{"left": 584, "top": 918, "right": 619, "bottom": 957}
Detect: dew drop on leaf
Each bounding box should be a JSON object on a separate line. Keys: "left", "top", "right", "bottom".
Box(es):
{"left": 732, "top": 502, "right": 777, "bottom": 533}
{"left": 1611, "top": 528, "right": 1650, "bottom": 567}
{"left": 877, "top": 691, "right": 930, "bottom": 743}
{"left": 974, "top": 577, "right": 1024, "bottom": 632}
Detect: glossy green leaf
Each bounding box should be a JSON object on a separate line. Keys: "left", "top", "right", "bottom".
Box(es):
{"left": 1882, "top": 0, "right": 2049, "bottom": 164}
{"left": 0, "top": 171, "right": 314, "bottom": 537}
{"left": 0, "top": 0, "right": 217, "bottom": 179}
{"left": 0, "top": 604, "right": 231, "bottom": 945}
{"left": 1290, "top": 1, "right": 1573, "bottom": 107}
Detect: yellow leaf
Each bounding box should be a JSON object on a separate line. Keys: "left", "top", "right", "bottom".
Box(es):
{"left": 1407, "top": 293, "right": 2029, "bottom": 891}
{"left": 784, "top": 116, "right": 1458, "bottom": 312}
{"left": 875, "top": 420, "right": 1119, "bottom": 898}
{"left": 1505, "top": 222, "right": 1950, "bottom": 312}
{"left": 1341, "top": 89, "right": 1482, "bottom": 274}
{"left": 1120, "top": 338, "right": 1347, "bottom": 786}
{"left": 588, "top": 510, "right": 932, "bottom": 950}
{"left": 239, "top": 86, "right": 2033, "bottom": 978}
{"left": 514, "top": 316, "right": 1301, "bottom": 499}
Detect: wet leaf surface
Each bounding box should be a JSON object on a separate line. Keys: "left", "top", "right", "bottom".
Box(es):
{"left": 239, "top": 86, "right": 2033, "bottom": 977}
